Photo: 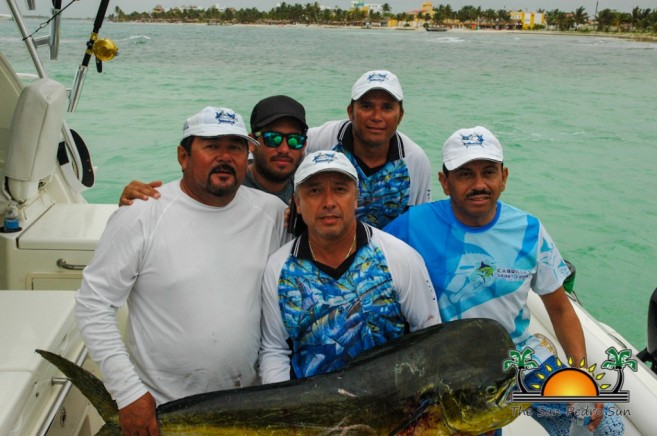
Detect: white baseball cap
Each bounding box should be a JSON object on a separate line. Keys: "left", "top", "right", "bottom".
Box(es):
{"left": 182, "top": 106, "right": 259, "bottom": 147}
{"left": 442, "top": 126, "right": 504, "bottom": 171}
{"left": 294, "top": 151, "right": 359, "bottom": 190}
{"left": 351, "top": 70, "right": 403, "bottom": 101}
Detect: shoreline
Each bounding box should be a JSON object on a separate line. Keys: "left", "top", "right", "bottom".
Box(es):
{"left": 448, "top": 27, "right": 657, "bottom": 42}
{"left": 112, "top": 20, "right": 657, "bottom": 43}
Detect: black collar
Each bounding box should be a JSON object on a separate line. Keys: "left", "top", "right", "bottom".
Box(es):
{"left": 295, "top": 221, "right": 370, "bottom": 279}
{"left": 336, "top": 121, "right": 404, "bottom": 176}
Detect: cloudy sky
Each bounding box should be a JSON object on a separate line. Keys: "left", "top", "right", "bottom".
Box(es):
{"left": 2, "top": 1, "right": 654, "bottom": 18}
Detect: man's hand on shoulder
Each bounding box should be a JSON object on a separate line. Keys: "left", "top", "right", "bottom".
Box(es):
{"left": 119, "top": 181, "right": 162, "bottom": 206}
{"left": 119, "top": 392, "right": 158, "bottom": 435}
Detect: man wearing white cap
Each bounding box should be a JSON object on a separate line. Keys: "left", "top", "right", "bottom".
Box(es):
{"left": 384, "top": 127, "right": 623, "bottom": 435}
{"left": 259, "top": 150, "right": 440, "bottom": 383}
{"left": 306, "top": 70, "right": 432, "bottom": 229}
{"left": 75, "top": 107, "right": 288, "bottom": 434}
{"left": 120, "top": 95, "right": 309, "bottom": 206}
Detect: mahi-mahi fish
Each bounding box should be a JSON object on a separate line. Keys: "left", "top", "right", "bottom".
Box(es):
{"left": 37, "top": 318, "right": 519, "bottom": 435}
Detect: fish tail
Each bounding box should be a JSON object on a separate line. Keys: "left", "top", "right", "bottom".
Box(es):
{"left": 35, "top": 349, "right": 120, "bottom": 431}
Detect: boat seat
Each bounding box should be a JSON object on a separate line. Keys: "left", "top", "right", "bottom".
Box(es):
{"left": 4, "top": 78, "right": 66, "bottom": 203}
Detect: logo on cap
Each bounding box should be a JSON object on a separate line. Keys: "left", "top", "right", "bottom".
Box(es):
{"left": 215, "top": 110, "right": 237, "bottom": 125}
{"left": 312, "top": 151, "right": 339, "bottom": 165}
{"left": 367, "top": 72, "right": 390, "bottom": 83}
{"left": 460, "top": 133, "right": 485, "bottom": 147}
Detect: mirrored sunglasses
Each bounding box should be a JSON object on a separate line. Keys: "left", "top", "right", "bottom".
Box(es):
{"left": 256, "top": 131, "right": 307, "bottom": 150}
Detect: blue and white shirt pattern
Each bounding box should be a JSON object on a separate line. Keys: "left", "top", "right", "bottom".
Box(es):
{"left": 307, "top": 120, "right": 432, "bottom": 228}
{"left": 277, "top": 234, "right": 405, "bottom": 378}
{"left": 384, "top": 199, "right": 571, "bottom": 364}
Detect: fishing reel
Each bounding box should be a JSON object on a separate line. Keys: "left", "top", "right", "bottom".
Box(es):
{"left": 68, "top": 0, "right": 116, "bottom": 112}
{"left": 90, "top": 36, "right": 119, "bottom": 72}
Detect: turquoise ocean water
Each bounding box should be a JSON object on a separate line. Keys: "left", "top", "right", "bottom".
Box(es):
{"left": 2, "top": 19, "right": 657, "bottom": 350}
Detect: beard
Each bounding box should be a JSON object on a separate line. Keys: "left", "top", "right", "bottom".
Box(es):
{"left": 252, "top": 151, "right": 299, "bottom": 184}
{"left": 207, "top": 164, "right": 239, "bottom": 197}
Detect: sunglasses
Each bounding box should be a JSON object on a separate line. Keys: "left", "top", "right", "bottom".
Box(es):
{"left": 256, "top": 131, "right": 307, "bottom": 150}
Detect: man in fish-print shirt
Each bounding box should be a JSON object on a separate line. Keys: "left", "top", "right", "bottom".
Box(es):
{"left": 306, "top": 70, "right": 432, "bottom": 229}
{"left": 384, "top": 126, "right": 624, "bottom": 436}
{"left": 259, "top": 151, "right": 440, "bottom": 382}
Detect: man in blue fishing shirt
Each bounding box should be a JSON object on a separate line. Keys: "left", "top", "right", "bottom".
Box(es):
{"left": 259, "top": 150, "right": 440, "bottom": 382}
{"left": 384, "top": 126, "right": 624, "bottom": 436}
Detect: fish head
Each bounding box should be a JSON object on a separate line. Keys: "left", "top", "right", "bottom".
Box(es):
{"left": 437, "top": 365, "right": 518, "bottom": 434}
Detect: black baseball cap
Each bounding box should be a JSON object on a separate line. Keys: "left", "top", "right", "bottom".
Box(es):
{"left": 250, "top": 95, "right": 308, "bottom": 133}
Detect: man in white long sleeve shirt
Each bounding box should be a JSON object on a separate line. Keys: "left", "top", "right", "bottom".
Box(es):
{"left": 75, "top": 106, "right": 288, "bottom": 434}
{"left": 259, "top": 151, "right": 440, "bottom": 383}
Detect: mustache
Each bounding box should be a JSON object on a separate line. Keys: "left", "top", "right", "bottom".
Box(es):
{"left": 318, "top": 212, "right": 342, "bottom": 219}
{"left": 466, "top": 189, "right": 492, "bottom": 198}
{"left": 210, "top": 163, "right": 236, "bottom": 176}
{"left": 271, "top": 153, "right": 293, "bottom": 161}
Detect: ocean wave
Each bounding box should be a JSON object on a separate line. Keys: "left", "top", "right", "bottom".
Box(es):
{"left": 124, "top": 35, "right": 151, "bottom": 43}
{"left": 433, "top": 36, "right": 465, "bottom": 43}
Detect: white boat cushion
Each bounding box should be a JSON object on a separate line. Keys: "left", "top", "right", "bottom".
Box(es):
{"left": 4, "top": 78, "right": 66, "bottom": 203}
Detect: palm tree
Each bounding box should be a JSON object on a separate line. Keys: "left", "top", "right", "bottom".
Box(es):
{"left": 431, "top": 7, "right": 443, "bottom": 25}
{"left": 601, "top": 347, "right": 637, "bottom": 393}
{"left": 304, "top": 2, "right": 321, "bottom": 24}
{"left": 503, "top": 347, "right": 538, "bottom": 393}
{"left": 573, "top": 6, "right": 589, "bottom": 29}
{"left": 497, "top": 9, "right": 510, "bottom": 28}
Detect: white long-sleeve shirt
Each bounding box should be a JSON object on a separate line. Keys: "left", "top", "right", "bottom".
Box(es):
{"left": 76, "top": 181, "right": 288, "bottom": 408}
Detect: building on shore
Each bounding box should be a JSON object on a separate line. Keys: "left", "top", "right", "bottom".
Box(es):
{"left": 509, "top": 11, "right": 546, "bottom": 29}
{"left": 351, "top": 1, "right": 383, "bottom": 15}
{"left": 385, "top": 1, "right": 433, "bottom": 28}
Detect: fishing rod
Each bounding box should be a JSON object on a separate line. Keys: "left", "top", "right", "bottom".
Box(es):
{"left": 50, "top": 0, "right": 61, "bottom": 59}
{"left": 68, "top": 0, "right": 118, "bottom": 112}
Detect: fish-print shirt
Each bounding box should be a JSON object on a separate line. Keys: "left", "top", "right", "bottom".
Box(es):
{"left": 306, "top": 120, "right": 432, "bottom": 228}
{"left": 259, "top": 223, "right": 440, "bottom": 383}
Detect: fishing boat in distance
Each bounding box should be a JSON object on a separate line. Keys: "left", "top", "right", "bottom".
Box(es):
{"left": 426, "top": 25, "right": 449, "bottom": 32}
{"left": 2, "top": 1, "right": 657, "bottom": 434}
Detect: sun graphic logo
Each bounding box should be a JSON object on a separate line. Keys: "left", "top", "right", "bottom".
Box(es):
{"left": 505, "top": 346, "right": 637, "bottom": 404}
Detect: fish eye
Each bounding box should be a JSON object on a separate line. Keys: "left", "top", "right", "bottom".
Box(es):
{"left": 485, "top": 385, "right": 497, "bottom": 395}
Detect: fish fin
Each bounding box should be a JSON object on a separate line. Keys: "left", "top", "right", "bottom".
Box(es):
{"left": 96, "top": 423, "right": 122, "bottom": 436}
{"left": 388, "top": 399, "right": 432, "bottom": 435}
{"left": 35, "top": 349, "right": 119, "bottom": 425}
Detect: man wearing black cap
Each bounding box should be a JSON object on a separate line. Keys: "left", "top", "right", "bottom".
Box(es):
{"left": 119, "top": 95, "right": 308, "bottom": 206}
{"left": 244, "top": 95, "right": 308, "bottom": 204}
